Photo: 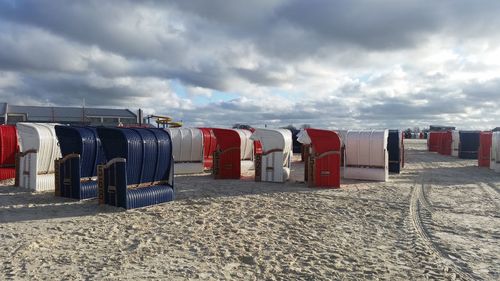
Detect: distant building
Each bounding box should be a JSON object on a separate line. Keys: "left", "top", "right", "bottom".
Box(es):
{"left": 429, "top": 125, "right": 456, "bottom": 131}
{"left": 0, "top": 102, "right": 139, "bottom": 126}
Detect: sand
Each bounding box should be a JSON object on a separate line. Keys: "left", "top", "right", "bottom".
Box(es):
{"left": 0, "top": 139, "right": 498, "bottom": 280}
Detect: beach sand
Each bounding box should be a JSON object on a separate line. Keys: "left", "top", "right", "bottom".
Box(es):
{"left": 0, "top": 139, "right": 498, "bottom": 280}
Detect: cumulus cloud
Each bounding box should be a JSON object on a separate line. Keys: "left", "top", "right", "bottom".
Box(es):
{"left": 0, "top": 0, "right": 499, "bottom": 129}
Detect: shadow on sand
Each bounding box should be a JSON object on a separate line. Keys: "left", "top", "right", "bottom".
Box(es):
{"left": 5, "top": 149, "right": 491, "bottom": 224}
{"left": 0, "top": 185, "right": 122, "bottom": 223}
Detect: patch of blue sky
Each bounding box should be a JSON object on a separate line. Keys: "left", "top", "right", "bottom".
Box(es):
{"left": 209, "top": 91, "right": 239, "bottom": 102}
{"left": 358, "top": 73, "right": 372, "bottom": 82}
{"left": 170, "top": 79, "right": 187, "bottom": 98}
{"left": 269, "top": 89, "right": 304, "bottom": 100}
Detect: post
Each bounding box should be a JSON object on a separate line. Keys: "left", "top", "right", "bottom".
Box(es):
{"left": 303, "top": 144, "right": 310, "bottom": 182}
{"left": 54, "top": 159, "right": 61, "bottom": 196}
{"left": 213, "top": 150, "right": 220, "bottom": 179}
{"left": 14, "top": 153, "right": 20, "bottom": 186}
{"left": 97, "top": 165, "right": 105, "bottom": 205}
{"left": 254, "top": 154, "right": 262, "bottom": 182}
{"left": 307, "top": 146, "right": 315, "bottom": 187}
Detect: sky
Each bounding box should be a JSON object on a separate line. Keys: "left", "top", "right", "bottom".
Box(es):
{"left": 0, "top": 0, "right": 499, "bottom": 130}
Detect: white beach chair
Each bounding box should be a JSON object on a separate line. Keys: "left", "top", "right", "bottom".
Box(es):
{"left": 16, "top": 123, "right": 62, "bottom": 191}
{"left": 251, "top": 129, "right": 292, "bottom": 183}
{"left": 344, "top": 130, "right": 389, "bottom": 182}
{"left": 165, "top": 128, "right": 205, "bottom": 174}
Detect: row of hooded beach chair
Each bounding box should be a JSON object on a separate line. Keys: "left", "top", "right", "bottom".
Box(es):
{"left": 4, "top": 123, "right": 173, "bottom": 209}
{"left": 298, "top": 129, "right": 404, "bottom": 187}
{"left": 429, "top": 130, "right": 480, "bottom": 159}
{"left": 429, "top": 130, "right": 500, "bottom": 171}
{"left": 7, "top": 124, "right": 293, "bottom": 209}
{"left": 4, "top": 123, "right": 404, "bottom": 209}
{"left": 162, "top": 128, "right": 292, "bottom": 182}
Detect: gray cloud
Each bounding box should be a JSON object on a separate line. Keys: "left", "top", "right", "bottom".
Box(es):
{"left": 0, "top": 0, "right": 499, "bottom": 130}
{"left": 0, "top": 1, "right": 188, "bottom": 61}
{"left": 462, "top": 79, "right": 500, "bottom": 103}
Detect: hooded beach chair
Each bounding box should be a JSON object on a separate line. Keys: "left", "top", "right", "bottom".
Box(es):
{"left": 297, "top": 128, "right": 341, "bottom": 188}
{"left": 211, "top": 128, "right": 254, "bottom": 179}
{"left": 478, "top": 131, "right": 492, "bottom": 168}
{"left": 458, "top": 131, "right": 480, "bottom": 159}
{"left": 54, "top": 126, "right": 106, "bottom": 199}
{"left": 344, "top": 130, "right": 389, "bottom": 181}
{"left": 16, "top": 123, "right": 62, "bottom": 191}
{"left": 97, "top": 127, "right": 174, "bottom": 209}
{"left": 0, "top": 125, "right": 19, "bottom": 181}
{"left": 165, "top": 128, "right": 205, "bottom": 174}
{"left": 251, "top": 129, "right": 292, "bottom": 183}
{"left": 388, "top": 129, "right": 404, "bottom": 173}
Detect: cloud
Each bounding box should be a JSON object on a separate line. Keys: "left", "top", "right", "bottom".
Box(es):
{"left": 0, "top": 0, "right": 500, "bottom": 130}
{"left": 0, "top": 21, "right": 88, "bottom": 73}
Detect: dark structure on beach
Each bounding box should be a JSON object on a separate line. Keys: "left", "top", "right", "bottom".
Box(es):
{"left": 429, "top": 125, "right": 456, "bottom": 132}
{"left": 0, "top": 102, "right": 139, "bottom": 126}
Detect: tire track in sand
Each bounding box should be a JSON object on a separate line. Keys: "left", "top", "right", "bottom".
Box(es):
{"left": 410, "top": 178, "right": 478, "bottom": 281}
{"left": 478, "top": 182, "right": 500, "bottom": 209}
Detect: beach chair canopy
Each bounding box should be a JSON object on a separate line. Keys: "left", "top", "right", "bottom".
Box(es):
{"left": 297, "top": 128, "right": 341, "bottom": 188}
{"left": 428, "top": 131, "right": 444, "bottom": 152}
{"left": 251, "top": 129, "right": 292, "bottom": 165}
{"left": 17, "top": 122, "right": 61, "bottom": 173}
{"left": 438, "top": 131, "right": 453, "bottom": 156}
{"left": 96, "top": 127, "right": 174, "bottom": 209}
{"left": 97, "top": 127, "right": 172, "bottom": 185}
{"left": 344, "top": 130, "right": 388, "bottom": 181}
{"left": 165, "top": 128, "right": 203, "bottom": 162}
{"left": 387, "top": 129, "right": 403, "bottom": 173}
{"left": 451, "top": 130, "right": 460, "bottom": 157}
{"left": 199, "top": 128, "right": 217, "bottom": 170}
{"left": 16, "top": 123, "right": 62, "bottom": 191}
{"left": 491, "top": 132, "right": 500, "bottom": 172}
{"left": 55, "top": 125, "right": 106, "bottom": 177}
{"left": 0, "top": 125, "right": 18, "bottom": 166}
{"left": 334, "top": 130, "right": 348, "bottom": 148}
{"left": 251, "top": 128, "right": 293, "bottom": 182}
{"left": 54, "top": 125, "right": 106, "bottom": 199}
{"left": 478, "top": 131, "right": 492, "bottom": 168}
{"left": 235, "top": 129, "right": 254, "bottom": 160}
{"left": 211, "top": 128, "right": 245, "bottom": 179}
{"left": 346, "top": 130, "right": 387, "bottom": 168}
{"left": 459, "top": 131, "right": 480, "bottom": 159}
{"left": 0, "top": 125, "right": 19, "bottom": 180}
